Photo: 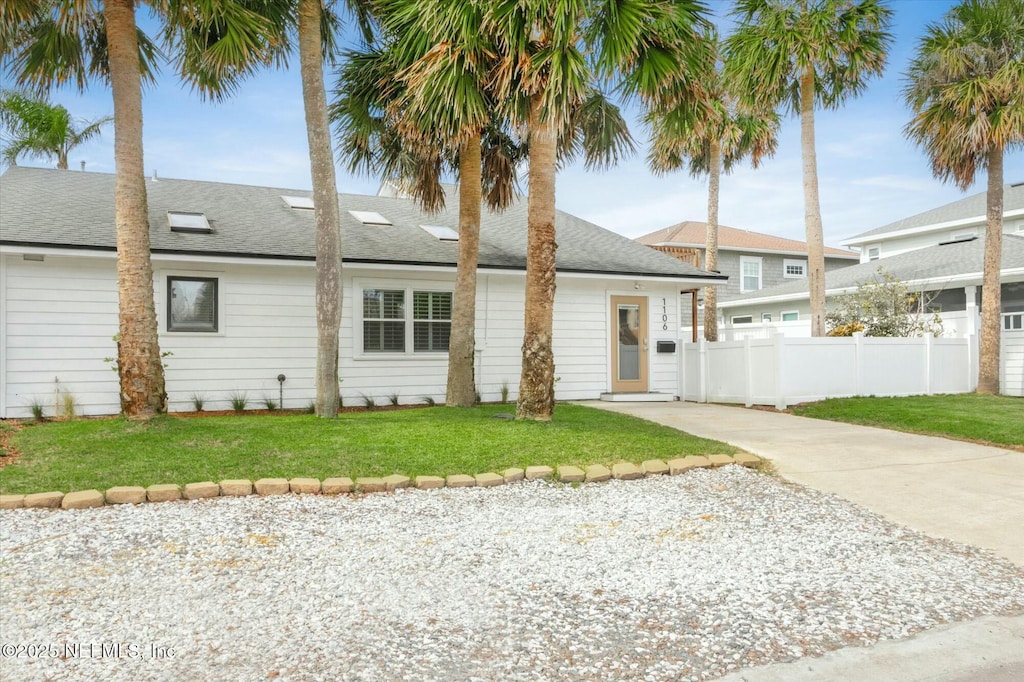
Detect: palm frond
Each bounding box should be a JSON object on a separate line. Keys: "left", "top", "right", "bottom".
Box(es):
{"left": 903, "top": 0, "right": 1024, "bottom": 189}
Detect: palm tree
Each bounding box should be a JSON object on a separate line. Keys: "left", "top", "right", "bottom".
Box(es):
{"left": 335, "top": 1, "right": 637, "bottom": 412}
{"left": 488, "top": 0, "right": 710, "bottom": 420}
{"left": 2, "top": 2, "right": 286, "bottom": 418}
{"left": 904, "top": 0, "right": 1024, "bottom": 395}
{"left": 0, "top": 90, "right": 111, "bottom": 169}
{"left": 293, "top": 0, "right": 348, "bottom": 418}
{"left": 647, "top": 33, "right": 778, "bottom": 342}
{"left": 725, "top": 0, "right": 892, "bottom": 337}
{"left": 334, "top": 0, "right": 523, "bottom": 408}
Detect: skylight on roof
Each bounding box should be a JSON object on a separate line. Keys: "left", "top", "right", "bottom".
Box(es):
{"left": 167, "top": 211, "right": 211, "bottom": 233}
{"left": 420, "top": 225, "right": 459, "bottom": 241}
{"left": 349, "top": 210, "right": 392, "bottom": 226}
{"left": 282, "top": 195, "right": 314, "bottom": 210}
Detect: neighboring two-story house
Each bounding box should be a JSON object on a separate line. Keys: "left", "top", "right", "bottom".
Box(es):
{"left": 718, "top": 182, "right": 1024, "bottom": 337}
{"left": 637, "top": 221, "right": 859, "bottom": 299}
{"left": 841, "top": 182, "right": 1024, "bottom": 260}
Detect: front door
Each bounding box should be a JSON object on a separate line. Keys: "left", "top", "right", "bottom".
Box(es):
{"left": 610, "top": 296, "right": 648, "bottom": 393}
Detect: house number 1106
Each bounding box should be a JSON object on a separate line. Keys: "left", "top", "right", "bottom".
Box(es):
{"left": 661, "top": 298, "right": 668, "bottom": 330}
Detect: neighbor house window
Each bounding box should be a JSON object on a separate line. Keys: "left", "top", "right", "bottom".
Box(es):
{"left": 761, "top": 313, "right": 772, "bottom": 322}
{"left": 781, "top": 311, "right": 799, "bottom": 322}
{"left": 167, "top": 276, "right": 218, "bottom": 332}
{"left": 1005, "top": 313, "right": 1023, "bottom": 331}
{"left": 731, "top": 315, "right": 753, "bottom": 325}
{"left": 740, "top": 256, "right": 762, "bottom": 292}
{"left": 361, "top": 286, "right": 452, "bottom": 354}
{"left": 783, "top": 259, "right": 807, "bottom": 278}
{"left": 867, "top": 246, "right": 880, "bottom": 261}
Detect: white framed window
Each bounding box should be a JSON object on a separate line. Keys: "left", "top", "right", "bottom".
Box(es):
{"left": 781, "top": 311, "right": 799, "bottom": 322}
{"left": 761, "top": 313, "right": 772, "bottom": 322}
{"left": 783, "top": 259, "right": 807, "bottom": 278}
{"left": 1004, "top": 312, "right": 1023, "bottom": 331}
{"left": 167, "top": 276, "right": 218, "bottom": 332}
{"left": 359, "top": 284, "right": 452, "bottom": 355}
{"left": 739, "top": 256, "right": 762, "bottom": 292}
{"left": 731, "top": 315, "right": 754, "bottom": 325}
{"left": 362, "top": 289, "right": 406, "bottom": 352}
{"left": 413, "top": 291, "right": 453, "bottom": 351}
{"left": 867, "top": 246, "right": 880, "bottom": 261}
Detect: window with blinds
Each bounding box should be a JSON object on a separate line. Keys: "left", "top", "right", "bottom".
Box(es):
{"left": 363, "top": 289, "right": 405, "bottom": 352}
{"left": 361, "top": 287, "right": 452, "bottom": 354}
{"left": 413, "top": 292, "right": 452, "bottom": 352}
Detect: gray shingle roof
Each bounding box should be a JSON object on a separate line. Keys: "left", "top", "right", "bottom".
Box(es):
{"left": 845, "top": 183, "right": 1024, "bottom": 243}
{"left": 720, "top": 234, "right": 1024, "bottom": 304}
{"left": 0, "top": 166, "right": 722, "bottom": 281}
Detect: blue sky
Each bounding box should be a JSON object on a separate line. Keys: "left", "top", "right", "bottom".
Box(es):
{"left": 5, "top": 0, "right": 1023, "bottom": 248}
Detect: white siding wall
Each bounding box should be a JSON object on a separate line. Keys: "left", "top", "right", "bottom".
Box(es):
{"left": 3, "top": 254, "right": 119, "bottom": 418}
{"left": 1, "top": 252, "right": 688, "bottom": 417}
{"left": 156, "top": 262, "right": 318, "bottom": 412}
{"left": 648, "top": 287, "right": 683, "bottom": 394}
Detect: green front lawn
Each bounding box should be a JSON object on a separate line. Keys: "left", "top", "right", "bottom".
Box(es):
{"left": 791, "top": 394, "right": 1024, "bottom": 448}
{"left": 0, "top": 404, "right": 734, "bottom": 494}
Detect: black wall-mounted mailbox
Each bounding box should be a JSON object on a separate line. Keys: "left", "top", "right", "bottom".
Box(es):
{"left": 656, "top": 340, "right": 676, "bottom": 353}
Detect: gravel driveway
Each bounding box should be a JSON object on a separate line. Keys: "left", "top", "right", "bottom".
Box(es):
{"left": 2, "top": 466, "right": 1022, "bottom": 681}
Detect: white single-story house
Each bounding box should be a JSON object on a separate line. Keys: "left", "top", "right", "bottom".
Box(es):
{"left": 0, "top": 166, "right": 725, "bottom": 418}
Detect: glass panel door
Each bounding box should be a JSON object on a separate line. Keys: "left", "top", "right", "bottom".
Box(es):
{"left": 618, "top": 304, "right": 640, "bottom": 381}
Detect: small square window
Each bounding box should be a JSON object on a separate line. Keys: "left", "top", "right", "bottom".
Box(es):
{"left": 867, "top": 246, "right": 880, "bottom": 261}
{"left": 761, "top": 313, "right": 772, "bottom": 322}
{"left": 783, "top": 259, "right": 806, "bottom": 278}
{"left": 168, "top": 277, "right": 218, "bottom": 332}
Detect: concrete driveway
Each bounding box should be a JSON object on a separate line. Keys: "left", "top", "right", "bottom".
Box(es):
{"left": 583, "top": 400, "right": 1024, "bottom": 566}
{"left": 583, "top": 400, "right": 1024, "bottom": 682}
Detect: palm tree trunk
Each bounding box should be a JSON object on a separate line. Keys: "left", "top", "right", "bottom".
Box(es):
{"left": 703, "top": 140, "right": 721, "bottom": 342}
{"left": 516, "top": 95, "right": 558, "bottom": 421}
{"left": 298, "top": 0, "right": 342, "bottom": 417}
{"left": 800, "top": 69, "right": 827, "bottom": 337}
{"left": 978, "top": 148, "right": 1003, "bottom": 394}
{"left": 446, "top": 135, "right": 483, "bottom": 407}
{"left": 104, "top": 0, "right": 166, "bottom": 418}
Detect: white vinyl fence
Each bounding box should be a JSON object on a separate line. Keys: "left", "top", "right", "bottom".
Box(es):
{"left": 679, "top": 332, "right": 978, "bottom": 408}
{"left": 1002, "top": 329, "right": 1024, "bottom": 397}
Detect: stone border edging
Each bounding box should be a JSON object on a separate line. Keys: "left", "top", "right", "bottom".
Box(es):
{"left": 0, "top": 453, "right": 762, "bottom": 511}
